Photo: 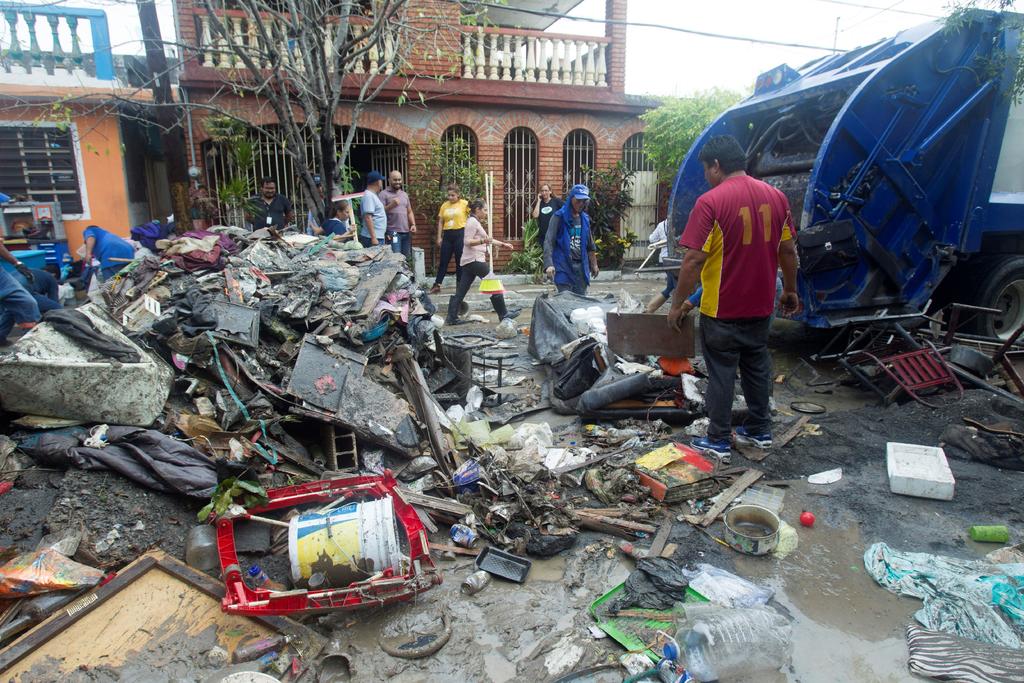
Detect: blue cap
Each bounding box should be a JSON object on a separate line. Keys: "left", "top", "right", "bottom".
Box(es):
{"left": 568, "top": 184, "right": 590, "bottom": 201}
{"left": 366, "top": 170, "right": 384, "bottom": 184}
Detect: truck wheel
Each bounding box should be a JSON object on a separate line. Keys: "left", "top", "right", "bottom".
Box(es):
{"left": 970, "top": 256, "right": 1024, "bottom": 339}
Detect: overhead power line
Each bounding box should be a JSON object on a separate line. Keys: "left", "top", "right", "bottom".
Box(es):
{"left": 809, "top": 0, "right": 942, "bottom": 18}
{"left": 841, "top": 0, "right": 912, "bottom": 32}
{"left": 457, "top": 0, "right": 845, "bottom": 52}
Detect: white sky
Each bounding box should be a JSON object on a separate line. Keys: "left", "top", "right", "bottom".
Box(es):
{"left": 551, "top": 0, "right": 1021, "bottom": 96}
{"left": 11, "top": 0, "right": 1020, "bottom": 96}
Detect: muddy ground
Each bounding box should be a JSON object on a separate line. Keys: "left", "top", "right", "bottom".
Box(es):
{"left": 1, "top": 279, "right": 1022, "bottom": 682}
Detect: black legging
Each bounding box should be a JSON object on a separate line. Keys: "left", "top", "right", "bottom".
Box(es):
{"left": 446, "top": 260, "right": 508, "bottom": 324}
{"left": 434, "top": 228, "right": 464, "bottom": 287}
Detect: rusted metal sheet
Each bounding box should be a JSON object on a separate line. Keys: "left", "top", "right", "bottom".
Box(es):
{"left": 606, "top": 312, "right": 695, "bottom": 357}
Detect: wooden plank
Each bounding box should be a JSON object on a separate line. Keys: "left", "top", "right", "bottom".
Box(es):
{"left": 695, "top": 469, "right": 763, "bottom": 527}
{"left": 428, "top": 543, "right": 480, "bottom": 557}
{"left": 775, "top": 415, "right": 812, "bottom": 449}
{"left": 413, "top": 505, "right": 439, "bottom": 534}
{"left": 571, "top": 512, "right": 656, "bottom": 534}
{"left": 606, "top": 312, "right": 695, "bottom": 357}
{"left": 397, "top": 490, "right": 471, "bottom": 517}
{"left": 648, "top": 518, "right": 673, "bottom": 557}
{"left": 660, "top": 543, "right": 678, "bottom": 558}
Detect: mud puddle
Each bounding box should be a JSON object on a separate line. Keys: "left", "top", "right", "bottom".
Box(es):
{"left": 322, "top": 546, "right": 633, "bottom": 682}
{"left": 735, "top": 519, "right": 918, "bottom": 682}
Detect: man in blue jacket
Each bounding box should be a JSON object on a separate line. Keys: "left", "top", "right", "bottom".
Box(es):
{"left": 543, "top": 184, "right": 600, "bottom": 295}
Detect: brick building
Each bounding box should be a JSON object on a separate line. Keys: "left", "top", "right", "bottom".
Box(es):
{"left": 175, "top": 0, "right": 657, "bottom": 266}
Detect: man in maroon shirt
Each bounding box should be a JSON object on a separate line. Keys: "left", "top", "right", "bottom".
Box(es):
{"left": 668, "top": 135, "right": 800, "bottom": 457}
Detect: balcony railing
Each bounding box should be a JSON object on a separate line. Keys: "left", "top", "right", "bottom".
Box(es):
{"left": 461, "top": 26, "right": 608, "bottom": 87}
{"left": 0, "top": 4, "right": 114, "bottom": 82}
{"left": 194, "top": 11, "right": 397, "bottom": 75}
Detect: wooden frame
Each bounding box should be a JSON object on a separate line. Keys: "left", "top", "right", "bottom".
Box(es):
{"left": 0, "top": 550, "right": 324, "bottom": 675}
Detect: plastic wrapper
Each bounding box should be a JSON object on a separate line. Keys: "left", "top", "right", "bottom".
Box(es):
{"left": 0, "top": 547, "right": 104, "bottom": 598}
{"left": 684, "top": 564, "right": 774, "bottom": 608}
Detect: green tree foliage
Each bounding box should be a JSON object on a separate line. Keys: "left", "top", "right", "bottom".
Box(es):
{"left": 947, "top": 1, "right": 1024, "bottom": 102}
{"left": 408, "top": 138, "right": 485, "bottom": 232}
{"left": 506, "top": 218, "right": 544, "bottom": 280}
{"left": 640, "top": 89, "right": 744, "bottom": 181}
{"left": 585, "top": 162, "right": 638, "bottom": 268}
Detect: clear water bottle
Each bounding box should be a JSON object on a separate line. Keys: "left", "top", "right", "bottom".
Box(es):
{"left": 185, "top": 525, "right": 218, "bottom": 571}
{"left": 675, "top": 606, "right": 791, "bottom": 681}
{"left": 247, "top": 564, "right": 271, "bottom": 588}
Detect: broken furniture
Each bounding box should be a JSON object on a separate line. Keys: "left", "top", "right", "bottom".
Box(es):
{"left": 845, "top": 342, "right": 963, "bottom": 407}
{"left": 216, "top": 473, "right": 440, "bottom": 616}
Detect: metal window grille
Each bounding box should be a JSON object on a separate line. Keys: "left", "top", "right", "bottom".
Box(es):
{"left": 623, "top": 132, "right": 654, "bottom": 173}
{"left": 441, "top": 124, "right": 478, "bottom": 161}
{"left": 0, "top": 125, "right": 83, "bottom": 214}
{"left": 622, "top": 132, "right": 660, "bottom": 261}
{"left": 562, "top": 128, "right": 595, "bottom": 195}
{"left": 503, "top": 127, "right": 537, "bottom": 242}
{"left": 204, "top": 125, "right": 407, "bottom": 223}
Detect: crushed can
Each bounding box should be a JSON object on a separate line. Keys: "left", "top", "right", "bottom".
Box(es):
{"left": 452, "top": 459, "right": 481, "bottom": 494}
{"left": 450, "top": 523, "right": 477, "bottom": 548}
{"left": 461, "top": 569, "right": 491, "bottom": 595}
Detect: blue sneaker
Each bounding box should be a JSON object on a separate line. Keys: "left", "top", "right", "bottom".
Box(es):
{"left": 734, "top": 426, "right": 772, "bottom": 449}
{"left": 691, "top": 436, "right": 732, "bottom": 457}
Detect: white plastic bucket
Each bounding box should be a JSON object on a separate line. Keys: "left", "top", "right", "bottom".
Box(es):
{"left": 287, "top": 497, "right": 402, "bottom": 586}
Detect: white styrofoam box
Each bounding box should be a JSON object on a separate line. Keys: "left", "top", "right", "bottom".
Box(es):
{"left": 886, "top": 442, "right": 955, "bottom": 500}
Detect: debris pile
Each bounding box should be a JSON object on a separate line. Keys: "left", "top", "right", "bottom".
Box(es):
{"left": 1, "top": 229, "right": 1023, "bottom": 680}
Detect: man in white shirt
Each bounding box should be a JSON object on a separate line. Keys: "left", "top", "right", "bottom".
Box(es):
{"left": 645, "top": 219, "right": 676, "bottom": 313}
{"left": 359, "top": 171, "right": 388, "bottom": 247}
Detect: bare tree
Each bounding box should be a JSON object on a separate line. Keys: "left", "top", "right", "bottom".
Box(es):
{"left": 193, "top": 0, "right": 428, "bottom": 220}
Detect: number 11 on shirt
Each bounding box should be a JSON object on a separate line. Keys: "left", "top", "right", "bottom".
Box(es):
{"left": 738, "top": 204, "right": 773, "bottom": 245}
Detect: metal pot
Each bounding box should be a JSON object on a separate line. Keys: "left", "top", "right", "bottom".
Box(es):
{"left": 723, "top": 504, "right": 780, "bottom": 556}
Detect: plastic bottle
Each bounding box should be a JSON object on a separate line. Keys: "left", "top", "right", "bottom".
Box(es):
{"left": 185, "top": 525, "right": 218, "bottom": 571}
{"left": 675, "top": 606, "right": 792, "bottom": 681}
{"left": 249, "top": 565, "right": 274, "bottom": 589}
{"left": 233, "top": 635, "right": 287, "bottom": 663}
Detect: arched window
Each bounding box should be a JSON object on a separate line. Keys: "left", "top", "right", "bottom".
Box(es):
{"left": 623, "top": 132, "right": 653, "bottom": 173}
{"left": 562, "top": 128, "right": 595, "bottom": 194}
{"left": 441, "top": 124, "right": 478, "bottom": 161}
{"left": 503, "top": 127, "right": 538, "bottom": 241}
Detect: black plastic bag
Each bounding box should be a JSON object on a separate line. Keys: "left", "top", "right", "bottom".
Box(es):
{"left": 553, "top": 338, "right": 601, "bottom": 400}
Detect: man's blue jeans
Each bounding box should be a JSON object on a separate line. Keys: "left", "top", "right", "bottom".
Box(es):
{"left": 0, "top": 268, "right": 40, "bottom": 340}
{"left": 390, "top": 232, "right": 412, "bottom": 258}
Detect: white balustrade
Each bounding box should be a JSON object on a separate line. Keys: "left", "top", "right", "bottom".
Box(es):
{"left": 456, "top": 31, "right": 608, "bottom": 86}
{"left": 190, "top": 15, "right": 610, "bottom": 86}
{"left": 2, "top": 7, "right": 109, "bottom": 80}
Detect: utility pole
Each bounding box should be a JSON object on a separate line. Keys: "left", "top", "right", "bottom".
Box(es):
{"left": 137, "top": 0, "right": 191, "bottom": 231}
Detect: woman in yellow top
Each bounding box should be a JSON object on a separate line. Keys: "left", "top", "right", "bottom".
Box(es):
{"left": 431, "top": 183, "right": 470, "bottom": 294}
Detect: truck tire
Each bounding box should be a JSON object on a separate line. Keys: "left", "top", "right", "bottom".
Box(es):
{"left": 968, "top": 256, "right": 1024, "bottom": 339}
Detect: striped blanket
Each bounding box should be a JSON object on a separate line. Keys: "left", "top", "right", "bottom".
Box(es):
{"left": 907, "top": 624, "right": 1024, "bottom": 683}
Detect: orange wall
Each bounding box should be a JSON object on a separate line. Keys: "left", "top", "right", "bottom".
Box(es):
{"left": 5, "top": 105, "right": 130, "bottom": 253}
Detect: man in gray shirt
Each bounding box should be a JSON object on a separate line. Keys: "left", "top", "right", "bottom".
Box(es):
{"left": 379, "top": 170, "right": 417, "bottom": 258}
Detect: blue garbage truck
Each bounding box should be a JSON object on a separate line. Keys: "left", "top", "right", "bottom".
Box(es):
{"left": 669, "top": 11, "right": 1024, "bottom": 338}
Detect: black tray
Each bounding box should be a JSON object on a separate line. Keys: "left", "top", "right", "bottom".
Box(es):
{"left": 475, "top": 546, "right": 531, "bottom": 583}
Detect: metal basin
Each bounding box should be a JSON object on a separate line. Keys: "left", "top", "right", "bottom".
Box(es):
{"left": 723, "top": 504, "right": 780, "bottom": 556}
